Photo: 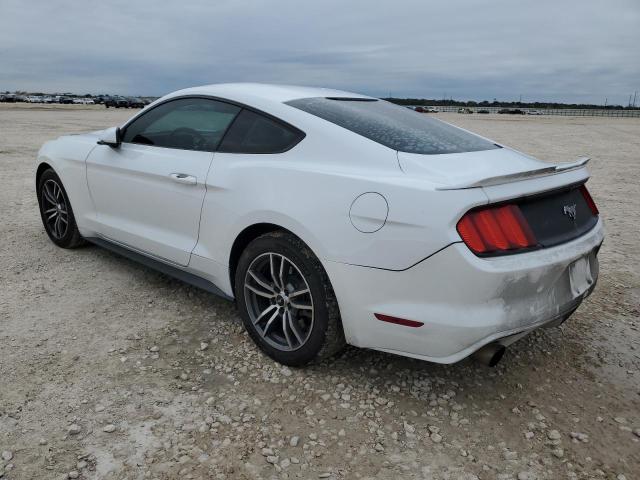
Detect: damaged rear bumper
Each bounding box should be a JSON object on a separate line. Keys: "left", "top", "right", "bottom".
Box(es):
{"left": 324, "top": 218, "right": 604, "bottom": 364}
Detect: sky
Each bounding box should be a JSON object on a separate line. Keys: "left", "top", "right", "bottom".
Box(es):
{"left": 1, "top": 0, "right": 638, "bottom": 105}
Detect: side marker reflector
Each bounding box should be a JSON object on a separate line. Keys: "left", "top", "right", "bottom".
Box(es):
{"left": 374, "top": 313, "right": 424, "bottom": 328}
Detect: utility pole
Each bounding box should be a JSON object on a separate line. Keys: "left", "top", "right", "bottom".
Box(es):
{"left": 633, "top": 91, "right": 637, "bottom": 108}
{"left": 604, "top": 98, "right": 607, "bottom": 107}
{"left": 629, "top": 94, "right": 633, "bottom": 107}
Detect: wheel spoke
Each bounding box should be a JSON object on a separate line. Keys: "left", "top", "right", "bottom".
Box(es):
{"left": 269, "top": 254, "right": 282, "bottom": 291}
{"left": 43, "top": 186, "right": 56, "bottom": 204}
{"left": 248, "top": 270, "right": 276, "bottom": 294}
{"left": 59, "top": 215, "right": 68, "bottom": 225}
{"left": 288, "top": 312, "right": 305, "bottom": 345}
{"left": 44, "top": 207, "right": 57, "bottom": 214}
{"left": 279, "top": 255, "right": 286, "bottom": 290}
{"left": 253, "top": 304, "right": 277, "bottom": 325}
{"left": 289, "top": 288, "right": 309, "bottom": 299}
{"left": 54, "top": 217, "right": 61, "bottom": 237}
{"left": 282, "top": 309, "right": 294, "bottom": 349}
{"left": 261, "top": 309, "right": 280, "bottom": 337}
{"left": 245, "top": 284, "right": 276, "bottom": 299}
{"left": 47, "top": 211, "right": 58, "bottom": 221}
{"left": 290, "top": 300, "right": 312, "bottom": 311}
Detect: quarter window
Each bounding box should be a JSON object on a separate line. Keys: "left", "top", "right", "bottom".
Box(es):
{"left": 218, "top": 109, "right": 303, "bottom": 154}
{"left": 286, "top": 97, "right": 499, "bottom": 155}
{"left": 121, "top": 98, "right": 240, "bottom": 152}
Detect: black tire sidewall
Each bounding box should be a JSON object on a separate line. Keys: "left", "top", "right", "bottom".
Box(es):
{"left": 235, "top": 233, "right": 331, "bottom": 366}
{"left": 37, "top": 169, "right": 81, "bottom": 248}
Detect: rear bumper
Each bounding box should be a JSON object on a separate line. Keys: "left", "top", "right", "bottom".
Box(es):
{"left": 325, "top": 218, "right": 604, "bottom": 364}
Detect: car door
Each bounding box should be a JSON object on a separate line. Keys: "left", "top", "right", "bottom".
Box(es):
{"left": 86, "top": 97, "right": 240, "bottom": 266}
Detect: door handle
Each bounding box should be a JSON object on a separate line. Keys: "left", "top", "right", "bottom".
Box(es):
{"left": 169, "top": 173, "right": 197, "bottom": 185}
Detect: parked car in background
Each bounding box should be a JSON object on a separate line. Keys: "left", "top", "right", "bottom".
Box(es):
{"left": 477, "top": 108, "right": 491, "bottom": 114}
{"left": 498, "top": 108, "right": 526, "bottom": 115}
{"left": 35, "top": 83, "right": 603, "bottom": 368}
{"left": 73, "top": 98, "right": 95, "bottom": 105}
{"left": 0, "top": 94, "right": 17, "bottom": 102}
{"left": 527, "top": 109, "right": 543, "bottom": 115}
{"left": 458, "top": 107, "right": 473, "bottom": 114}
{"left": 104, "top": 96, "right": 129, "bottom": 108}
{"left": 127, "top": 97, "right": 146, "bottom": 108}
{"left": 425, "top": 106, "right": 439, "bottom": 113}
{"left": 58, "top": 96, "right": 74, "bottom": 104}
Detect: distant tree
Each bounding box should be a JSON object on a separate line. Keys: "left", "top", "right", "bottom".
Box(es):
{"left": 384, "top": 96, "right": 631, "bottom": 110}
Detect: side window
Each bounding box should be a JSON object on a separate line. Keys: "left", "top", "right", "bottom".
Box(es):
{"left": 121, "top": 98, "right": 240, "bottom": 152}
{"left": 218, "top": 109, "right": 304, "bottom": 154}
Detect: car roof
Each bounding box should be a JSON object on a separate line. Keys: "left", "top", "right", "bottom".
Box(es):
{"left": 162, "top": 82, "right": 373, "bottom": 105}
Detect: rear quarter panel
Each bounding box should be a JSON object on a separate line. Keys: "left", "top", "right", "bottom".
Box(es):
{"left": 194, "top": 126, "right": 490, "bottom": 292}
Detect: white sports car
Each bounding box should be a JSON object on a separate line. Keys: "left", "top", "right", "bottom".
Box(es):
{"left": 36, "top": 83, "right": 604, "bottom": 367}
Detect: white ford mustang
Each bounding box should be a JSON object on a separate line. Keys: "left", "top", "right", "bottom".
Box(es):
{"left": 36, "top": 83, "right": 604, "bottom": 367}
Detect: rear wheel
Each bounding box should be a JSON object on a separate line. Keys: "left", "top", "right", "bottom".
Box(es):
{"left": 235, "top": 231, "right": 345, "bottom": 366}
{"left": 37, "top": 169, "right": 85, "bottom": 248}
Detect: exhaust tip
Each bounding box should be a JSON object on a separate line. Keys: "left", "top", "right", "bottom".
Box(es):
{"left": 473, "top": 343, "right": 506, "bottom": 367}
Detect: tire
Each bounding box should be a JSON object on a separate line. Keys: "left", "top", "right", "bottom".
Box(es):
{"left": 37, "top": 168, "right": 85, "bottom": 248}
{"left": 235, "top": 231, "right": 345, "bottom": 366}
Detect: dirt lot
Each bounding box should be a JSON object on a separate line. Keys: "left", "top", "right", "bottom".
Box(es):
{"left": 0, "top": 104, "right": 639, "bottom": 480}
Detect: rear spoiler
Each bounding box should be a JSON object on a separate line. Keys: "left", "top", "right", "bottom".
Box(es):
{"left": 436, "top": 157, "right": 590, "bottom": 191}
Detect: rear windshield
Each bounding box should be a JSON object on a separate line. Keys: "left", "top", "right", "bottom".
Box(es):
{"left": 286, "top": 97, "right": 500, "bottom": 155}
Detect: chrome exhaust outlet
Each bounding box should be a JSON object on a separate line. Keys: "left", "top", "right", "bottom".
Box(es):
{"left": 473, "top": 343, "right": 506, "bottom": 367}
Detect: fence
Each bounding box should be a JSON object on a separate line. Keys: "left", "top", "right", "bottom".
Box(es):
{"left": 423, "top": 105, "right": 640, "bottom": 117}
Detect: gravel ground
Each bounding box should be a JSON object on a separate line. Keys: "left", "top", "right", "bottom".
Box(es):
{"left": 0, "top": 104, "right": 639, "bottom": 480}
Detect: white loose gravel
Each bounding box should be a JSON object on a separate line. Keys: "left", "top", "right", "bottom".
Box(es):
{"left": 0, "top": 106, "right": 638, "bottom": 479}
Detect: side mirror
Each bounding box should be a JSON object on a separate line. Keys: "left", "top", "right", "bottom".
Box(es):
{"left": 97, "top": 127, "right": 121, "bottom": 147}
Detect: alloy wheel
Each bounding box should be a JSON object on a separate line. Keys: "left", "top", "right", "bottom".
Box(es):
{"left": 41, "top": 179, "right": 69, "bottom": 239}
{"left": 244, "top": 252, "right": 314, "bottom": 351}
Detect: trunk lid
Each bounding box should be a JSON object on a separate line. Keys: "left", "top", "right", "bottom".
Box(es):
{"left": 397, "top": 147, "right": 587, "bottom": 191}
{"left": 515, "top": 184, "right": 598, "bottom": 249}
{"left": 398, "top": 147, "right": 598, "bottom": 253}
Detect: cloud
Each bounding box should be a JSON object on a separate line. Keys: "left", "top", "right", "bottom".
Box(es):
{"left": 1, "top": 0, "right": 638, "bottom": 104}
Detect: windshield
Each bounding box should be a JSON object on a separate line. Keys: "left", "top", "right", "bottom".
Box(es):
{"left": 286, "top": 97, "right": 500, "bottom": 155}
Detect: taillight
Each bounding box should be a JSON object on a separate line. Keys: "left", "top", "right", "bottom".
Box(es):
{"left": 579, "top": 185, "right": 599, "bottom": 215}
{"left": 457, "top": 204, "right": 537, "bottom": 255}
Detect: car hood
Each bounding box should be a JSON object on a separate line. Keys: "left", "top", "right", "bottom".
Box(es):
{"left": 86, "top": 128, "right": 110, "bottom": 137}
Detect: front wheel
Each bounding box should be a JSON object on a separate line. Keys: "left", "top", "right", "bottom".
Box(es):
{"left": 235, "top": 231, "right": 345, "bottom": 366}
{"left": 37, "top": 169, "right": 85, "bottom": 248}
